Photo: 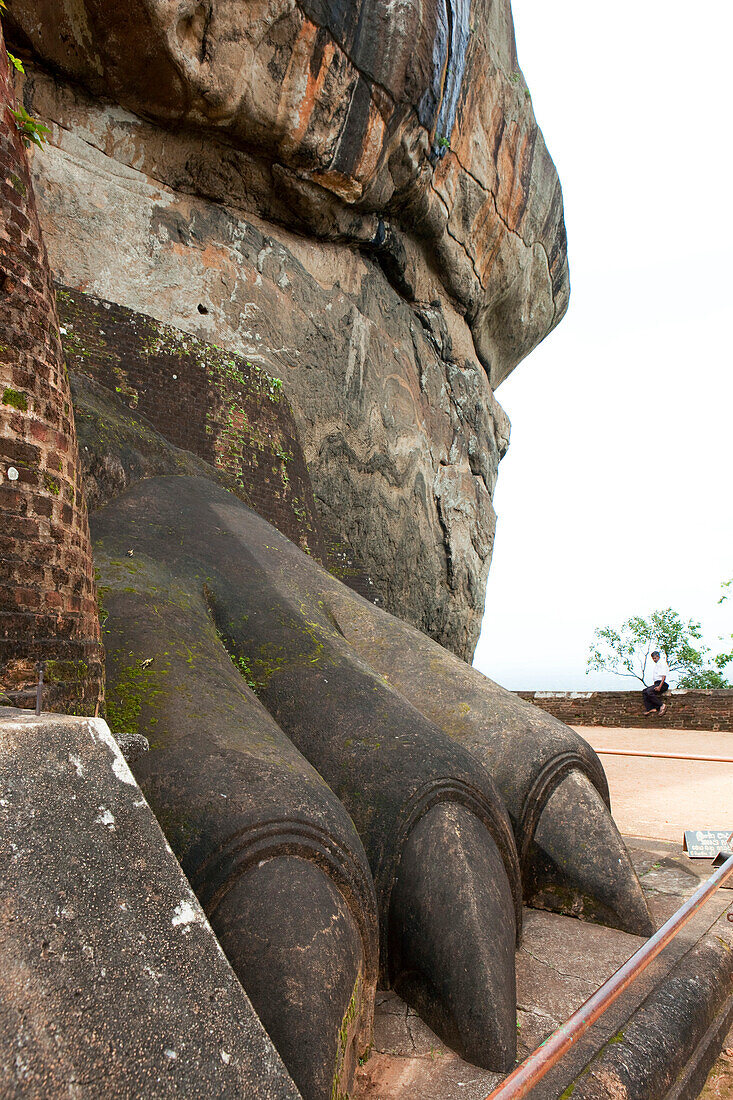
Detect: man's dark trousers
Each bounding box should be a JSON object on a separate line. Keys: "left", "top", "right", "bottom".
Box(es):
{"left": 642, "top": 680, "right": 669, "bottom": 712}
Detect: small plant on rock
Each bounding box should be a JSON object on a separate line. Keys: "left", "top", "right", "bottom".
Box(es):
{"left": 1, "top": 1, "right": 50, "bottom": 149}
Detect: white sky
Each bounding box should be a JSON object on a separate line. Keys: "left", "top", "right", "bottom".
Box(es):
{"left": 474, "top": 0, "right": 733, "bottom": 689}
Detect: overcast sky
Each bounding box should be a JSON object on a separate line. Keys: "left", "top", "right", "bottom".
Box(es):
{"left": 473, "top": 0, "right": 733, "bottom": 690}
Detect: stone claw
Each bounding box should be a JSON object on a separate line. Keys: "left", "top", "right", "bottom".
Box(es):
{"left": 211, "top": 856, "right": 370, "bottom": 1100}
{"left": 320, "top": 585, "right": 655, "bottom": 939}
{"left": 388, "top": 803, "right": 518, "bottom": 1072}
{"left": 527, "top": 769, "right": 654, "bottom": 937}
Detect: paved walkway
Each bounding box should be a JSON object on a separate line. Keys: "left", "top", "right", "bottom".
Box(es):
{"left": 573, "top": 725, "right": 733, "bottom": 845}
{"left": 577, "top": 724, "right": 733, "bottom": 1098}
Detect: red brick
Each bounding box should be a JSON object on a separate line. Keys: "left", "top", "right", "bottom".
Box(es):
{"left": 0, "top": 28, "right": 103, "bottom": 715}
{"left": 517, "top": 690, "right": 733, "bottom": 733}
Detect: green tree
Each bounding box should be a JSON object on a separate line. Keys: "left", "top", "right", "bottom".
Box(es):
{"left": 714, "top": 577, "right": 733, "bottom": 678}
{"left": 587, "top": 607, "right": 730, "bottom": 688}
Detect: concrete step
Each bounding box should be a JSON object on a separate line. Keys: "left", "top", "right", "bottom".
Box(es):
{"left": 0, "top": 709, "right": 300, "bottom": 1098}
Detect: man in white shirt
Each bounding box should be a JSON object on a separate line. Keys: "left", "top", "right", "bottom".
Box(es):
{"left": 642, "top": 649, "right": 669, "bottom": 716}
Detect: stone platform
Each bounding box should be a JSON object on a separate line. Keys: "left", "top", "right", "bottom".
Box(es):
{"left": 0, "top": 710, "right": 299, "bottom": 1098}
{"left": 355, "top": 839, "right": 733, "bottom": 1100}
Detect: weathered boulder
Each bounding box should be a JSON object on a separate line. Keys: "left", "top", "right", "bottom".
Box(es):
{"left": 7, "top": 0, "right": 569, "bottom": 659}
{"left": 6, "top": 0, "right": 568, "bottom": 376}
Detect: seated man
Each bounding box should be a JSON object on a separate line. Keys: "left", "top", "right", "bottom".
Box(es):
{"left": 643, "top": 649, "right": 669, "bottom": 716}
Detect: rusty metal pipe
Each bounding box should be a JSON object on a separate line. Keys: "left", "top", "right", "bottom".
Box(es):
{"left": 596, "top": 749, "right": 733, "bottom": 763}
{"left": 484, "top": 850, "right": 733, "bottom": 1100}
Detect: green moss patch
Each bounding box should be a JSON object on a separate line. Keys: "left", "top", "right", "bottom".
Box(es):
{"left": 106, "top": 658, "right": 168, "bottom": 741}
{"left": 43, "top": 472, "right": 60, "bottom": 495}
{"left": 331, "top": 973, "right": 362, "bottom": 1100}
{"left": 44, "top": 659, "right": 89, "bottom": 684}
{"left": 2, "top": 387, "right": 28, "bottom": 411}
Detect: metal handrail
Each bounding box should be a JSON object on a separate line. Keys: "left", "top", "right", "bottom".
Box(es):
{"left": 597, "top": 749, "right": 733, "bottom": 763}
{"left": 484, "top": 849, "right": 733, "bottom": 1100}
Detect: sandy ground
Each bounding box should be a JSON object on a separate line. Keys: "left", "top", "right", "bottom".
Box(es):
{"left": 577, "top": 725, "right": 733, "bottom": 1099}
{"left": 573, "top": 726, "right": 733, "bottom": 844}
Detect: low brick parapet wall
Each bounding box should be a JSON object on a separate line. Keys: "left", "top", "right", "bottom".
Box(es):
{"left": 516, "top": 690, "right": 733, "bottom": 731}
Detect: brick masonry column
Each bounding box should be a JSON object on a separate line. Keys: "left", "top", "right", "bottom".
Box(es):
{"left": 0, "top": 27, "right": 104, "bottom": 714}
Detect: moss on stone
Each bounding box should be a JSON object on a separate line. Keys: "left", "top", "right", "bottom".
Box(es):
{"left": 331, "top": 972, "right": 362, "bottom": 1100}
{"left": 250, "top": 642, "right": 287, "bottom": 691}
{"left": 106, "top": 657, "right": 168, "bottom": 742}
{"left": 2, "top": 387, "right": 28, "bottom": 411}
{"left": 153, "top": 802, "right": 201, "bottom": 863}
{"left": 44, "top": 659, "right": 89, "bottom": 684}
{"left": 43, "top": 472, "right": 60, "bottom": 495}
{"left": 230, "top": 651, "right": 257, "bottom": 690}
{"left": 9, "top": 171, "right": 26, "bottom": 197}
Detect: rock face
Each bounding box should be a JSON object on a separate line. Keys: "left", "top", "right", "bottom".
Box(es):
{"left": 7, "top": 0, "right": 569, "bottom": 659}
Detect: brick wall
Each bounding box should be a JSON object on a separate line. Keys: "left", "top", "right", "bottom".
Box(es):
{"left": 517, "top": 691, "right": 733, "bottom": 732}
{"left": 0, "top": 29, "right": 103, "bottom": 714}
{"left": 56, "top": 287, "right": 328, "bottom": 564}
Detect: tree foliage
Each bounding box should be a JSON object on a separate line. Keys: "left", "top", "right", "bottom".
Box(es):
{"left": 0, "top": 1, "right": 49, "bottom": 149}
{"left": 587, "top": 606, "right": 730, "bottom": 688}
{"left": 715, "top": 577, "right": 733, "bottom": 678}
